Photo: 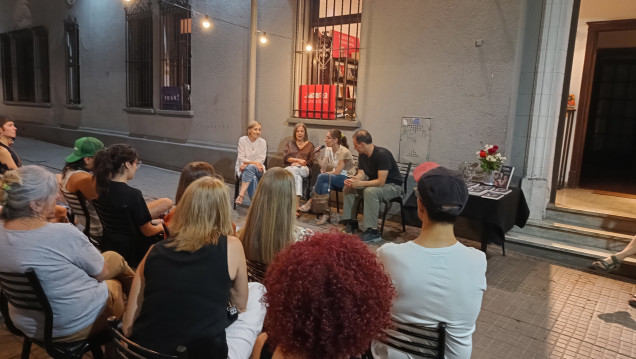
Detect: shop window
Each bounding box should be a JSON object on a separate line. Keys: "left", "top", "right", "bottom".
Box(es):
{"left": 125, "top": 2, "right": 153, "bottom": 108}
{"left": 293, "top": 0, "right": 362, "bottom": 120}
{"left": 159, "top": 0, "right": 192, "bottom": 111}
{"left": 0, "top": 27, "right": 50, "bottom": 103}
{"left": 64, "top": 17, "right": 81, "bottom": 105}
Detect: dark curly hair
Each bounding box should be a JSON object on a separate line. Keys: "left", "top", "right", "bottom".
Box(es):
{"left": 92, "top": 143, "right": 138, "bottom": 196}
{"left": 262, "top": 232, "right": 395, "bottom": 359}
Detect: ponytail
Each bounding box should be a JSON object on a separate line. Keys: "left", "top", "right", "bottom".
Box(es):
{"left": 92, "top": 144, "right": 138, "bottom": 196}
{"left": 329, "top": 129, "right": 348, "bottom": 149}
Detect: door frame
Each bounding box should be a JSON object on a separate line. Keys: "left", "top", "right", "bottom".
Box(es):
{"left": 568, "top": 18, "right": 636, "bottom": 188}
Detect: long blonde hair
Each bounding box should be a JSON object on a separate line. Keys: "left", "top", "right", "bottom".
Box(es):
{"left": 239, "top": 168, "right": 296, "bottom": 264}
{"left": 167, "top": 176, "right": 233, "bottom": 252}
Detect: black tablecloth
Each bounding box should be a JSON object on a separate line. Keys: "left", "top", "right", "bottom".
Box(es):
{"left": 460, "top": 187, "right": 530, "bottom": 245}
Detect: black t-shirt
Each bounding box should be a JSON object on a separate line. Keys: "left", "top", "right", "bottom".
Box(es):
{"left": 0, "top": 142, "right": 21, "bottom": 175}
{"left": 94, "top": 181, "right": 153, "bottom": 266}
{"left": 358, "top": 146, "right": 402, "bottom": 186}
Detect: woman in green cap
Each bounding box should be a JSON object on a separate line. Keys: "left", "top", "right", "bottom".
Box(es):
{"left": 60, "top": 137, "right": 105, "bottom": 241}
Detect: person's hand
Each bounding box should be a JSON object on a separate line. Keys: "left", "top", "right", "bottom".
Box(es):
{"left": 256, "top": 163, "right": 264, "bottom": 172}
{"left": 298, "top": 159, "right": 307, "bottom": 166}
{"left": 345, "top": 177, "right": 362, "bottom": 188}
{"left": 240, "top": 163, "right": 247, "bottom": 171}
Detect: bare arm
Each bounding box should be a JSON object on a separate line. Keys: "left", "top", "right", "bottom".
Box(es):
{"left": 0, "top": 147, "right": 18, "bottom": 170}
{"left": 122, "top": 248, "right": 151, "bottom": 337}
{"left": 139, "top": 220, "right": 164, "bottom": 237}
{"left": 345, "top": 170, "right": 388, "bottom": 188}
{"left": 227, "top": 235, "right": 249, "bottom": 312}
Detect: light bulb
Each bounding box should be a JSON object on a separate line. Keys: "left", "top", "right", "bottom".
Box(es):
{"left": 305, "top": 44, "right": 312, "bottom": 52}
{"left": 259, "top": 32, "right": 268, "bottom": 44}
{"left": 202, "top": 15, "right": 211, "bottom": 29}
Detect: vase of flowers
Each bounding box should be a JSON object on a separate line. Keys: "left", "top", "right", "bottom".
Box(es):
{"left": 476, "top": 144, "right": 506, "bottom": 185}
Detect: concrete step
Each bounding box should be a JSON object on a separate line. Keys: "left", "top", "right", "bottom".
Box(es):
{"left": 514, "top": 219, "right": 633, "bottom": 252}
{"left": 545, "top": 204, "right": 636, "bottom": 235}
{"left": 505, "top": 232, "right": 636, "bottom": 279}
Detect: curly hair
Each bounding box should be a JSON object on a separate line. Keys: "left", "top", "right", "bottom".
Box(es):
{"left": 263, "top": 232, "right": 395, "bottom": 359}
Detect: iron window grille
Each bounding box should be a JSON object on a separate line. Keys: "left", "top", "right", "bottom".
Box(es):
{"left": 159, "top": 0, "right": 192, "bottom": 111}
{"left": 293, "top": 0, "right": 362, "bottom": 120}
{"left": 0, "top": 27, "right": 50, "bottom": 103}
{"left": 64, "top": 17, "right": 81, "bottom": 105}
{"left": 125, "top": 1, "right": 153, "bottom": 109}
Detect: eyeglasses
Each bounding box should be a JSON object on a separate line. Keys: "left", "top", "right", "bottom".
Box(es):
{"left": 325, "top": 136, "right": 334, "bottom": 140}
{"left": 136, "top": 160, "right": 143, "bottom": 168}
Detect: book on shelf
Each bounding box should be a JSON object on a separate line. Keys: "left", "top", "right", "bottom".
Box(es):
{"left": 481, "top": 191, "right": 506, "bottom": 200}
{"left": 468, "top": 184, "right": 494, "bottom": 196}
{"left": 494, "top": 165, "right": 514, "bottom": 189}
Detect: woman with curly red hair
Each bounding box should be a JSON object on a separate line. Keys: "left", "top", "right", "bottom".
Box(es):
{"left": 251, "top": 232, "right": 395, "bottom": 359}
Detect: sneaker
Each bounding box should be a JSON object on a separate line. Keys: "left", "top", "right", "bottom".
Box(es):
{"left": 360, "top": 228, "right": 382, "bottom": 243}
{"left": 342, "top": 220, "right": 359, "bottom": 234}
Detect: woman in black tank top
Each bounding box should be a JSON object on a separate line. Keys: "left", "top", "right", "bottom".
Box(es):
{"left": 121, "top": 177, "right": 249, "bottom": 358}
{"left": 0, "top": 116, "right": 21, "bottom": 175}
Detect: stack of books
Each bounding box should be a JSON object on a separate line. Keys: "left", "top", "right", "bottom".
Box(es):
{"left": 467, "top": 182, "right": 512, "bottom": 200}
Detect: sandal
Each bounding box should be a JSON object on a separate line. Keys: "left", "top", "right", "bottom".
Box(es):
{"left": 299, "top": 201, "right": 312, "bottom": 213}
{"left": 316, "top": 213, "right": 330, "bottom": 225}
{"left": 235, "top": 194, "right": 244, "bottom": 205}
{"left": 591, "top": 255, "right": 620, "bottom": 272}
{"left": 629, "top": 295, "right": 636, "bottom": 309}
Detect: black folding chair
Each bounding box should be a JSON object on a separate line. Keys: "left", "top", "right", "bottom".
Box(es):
{"left": 107, "top": 317, "right": 187, "bottom": 359}
{"left": 0, "top": 269, "right": 105, "bottom": 359}
{"left": 381, "top": 320, "right": 446, "bottom": 359}
{"left": 379, "top": 162, "right": 412, "bottom": 236}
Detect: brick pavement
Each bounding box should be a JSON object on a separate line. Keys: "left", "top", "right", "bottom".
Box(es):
{"left": 1, "top": 138, "right": 635, "bottom": 358}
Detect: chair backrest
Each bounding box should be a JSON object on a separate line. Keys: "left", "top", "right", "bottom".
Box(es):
{"left": 397, "top": 162, "right": 412, "bottom": 194}
{"left": 60, "top": 187, "right": 91, "bottom": 237}
{"left": 107, "top": 317, "right": 187, "bottom": 359}
{"left": 0, "top": 269, "right": 55, "bottom": 346}
{"left": 381, "top": 320, "right": 446, "bottom": 359}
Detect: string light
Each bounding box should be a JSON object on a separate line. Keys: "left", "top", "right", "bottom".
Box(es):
{"left": 202, "top": 15, "right": 211, "bottom": 29}
{"left": 259, "top": 32, "right": 268, "bottom": 44}
{"left": 305, "top": 44, "right": 313, "bottom": 52}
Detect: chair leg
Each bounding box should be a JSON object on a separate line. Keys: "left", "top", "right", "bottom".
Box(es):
{"left": 91, "top": 344, "right": 104, "bottom": 359}
{"left": 380, "top": 202, "right": 389, "bottom": 236}
{"left": 400, "top": 202, "right": 406, "bottom": 232}
{"left": 335, "top": 191, "right": 340, "bottom": 213}
{"left": 21, "top": 338, "right": 32, "bottom": 359}
{"left": 234, "top": 178, "right": 240, "bottom": 210}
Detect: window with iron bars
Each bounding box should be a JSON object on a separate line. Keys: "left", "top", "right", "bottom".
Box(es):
{"left": 125, "top": 2, "right": 153, "bottom": 109}
{"left": 64, "top": 17, "right": 81, "bottom": 105}
{"left": 159, "top": 0, "right": 192, "bottom": 111}
{"left": 0, "top": 27, "right": 50, "bottom": 103}
{"left": 293, "top": 0, "right": 361, "bottom": 121}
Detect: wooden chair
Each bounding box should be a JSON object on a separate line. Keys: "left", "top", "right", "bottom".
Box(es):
{"left": 107, "top": 317, "right": 187, "bottom": 359}
{"left": 0, "top": 269, "right": 105, "bottom": 359}
{"left": 381, "top": 320, "right": 446, "bottom": 359}
{"left": 234, "top": 153, "right": 268, "bottom": 209}
{"left": 379, "top": 162, "right": 412, "bottom": 236}
{"left": 60, "top": 187, "right": 103, "bottom": 249}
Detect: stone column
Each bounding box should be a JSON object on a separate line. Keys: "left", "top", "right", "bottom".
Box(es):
{"left": 522, "top": 0, "right": 574, "bottom": 220}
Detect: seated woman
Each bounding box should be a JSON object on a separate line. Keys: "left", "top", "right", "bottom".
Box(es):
{"left": 235, "top": 121, "right": 267, "bottom": 206}
{"left": 163, "top": 161, "right": 216, "bottom": 226}
{"left": 239, "top": 168, "right": 311, "bottom": 283}
{"left": 0, "top": 165, "right": 134, "bottom": 342}
{"left": 251, "top": 232, "right": 395, "bottom": 359}
{"left": 300, "top": 129, "right": 356, "bottom": 225}
{"left": 283, "top": 123, "right": 314, "bottom": 214}
{"left": 59, "top": 137, "right": 104, "bottom": 240}
{"left": 122, "top": 177, "right": 251, "bottom": 358}
{"left": 93, "top": 144, "right": 172, "bottom": 267}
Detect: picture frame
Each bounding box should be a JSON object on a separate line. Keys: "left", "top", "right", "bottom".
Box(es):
{"left": 494, "top": 166, "right": 514, "bottom": 189}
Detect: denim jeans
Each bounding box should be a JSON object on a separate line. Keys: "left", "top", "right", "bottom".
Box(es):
{"left": 314, "top": 173, "right": 347, "bottom": 195}
{"left": 241, "top": 164, "right": 264, "bottom": 199}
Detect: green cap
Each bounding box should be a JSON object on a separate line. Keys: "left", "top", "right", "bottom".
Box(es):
{"left": 65, "top": 137, "right": 104, "bottom": 163}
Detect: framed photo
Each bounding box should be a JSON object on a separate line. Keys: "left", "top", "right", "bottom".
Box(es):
{"left": 494, "top": 166, "right": 514, "bottom": 189}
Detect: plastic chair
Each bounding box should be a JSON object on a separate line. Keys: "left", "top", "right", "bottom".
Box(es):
{"left": 107, "top": 317, "right": 187, "bottom": 359}
{"left": 381, "top": 320, "right": 446, "bottom": 359}
{"left": 0, "top": 269, "right": 105, "bottom": 359}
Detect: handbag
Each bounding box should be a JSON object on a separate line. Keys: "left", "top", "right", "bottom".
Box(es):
{"left": 310, "top": 174, "right": 331, "bottom": 214}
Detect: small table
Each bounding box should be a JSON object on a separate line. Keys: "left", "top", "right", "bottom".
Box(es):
{"left": 460, "top": 187, "right": 530, "bottom": 255}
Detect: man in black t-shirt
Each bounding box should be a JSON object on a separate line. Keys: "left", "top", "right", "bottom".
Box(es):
{"left": 343, "top": 130, "right": 402, "bottom": 243}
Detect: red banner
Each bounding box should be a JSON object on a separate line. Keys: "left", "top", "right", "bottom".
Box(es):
{"left": 299, "top": 85, "right": 336, "bottom": 119}
{"left": 332, "top": 31, "right": 359, "bottom": 58}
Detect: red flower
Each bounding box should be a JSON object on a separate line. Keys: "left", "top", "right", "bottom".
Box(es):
{"left": 493, "top": 145, "right": 499, "bottom": 150}
{"left": 479, "top": 150, "right": 487, "bottom": 158}
{"left": 487, "top": 148, "right": 496, "bottom": 154}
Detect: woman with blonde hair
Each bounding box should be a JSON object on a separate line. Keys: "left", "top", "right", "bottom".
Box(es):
{"left": 239, "top": 167, "right": 310, "bottom": 283}
{"left": 123, "top": 176, "right": 251, "bottom": 358}
{"left": 235, "top": 121, "right": 267, "bottom": 206}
